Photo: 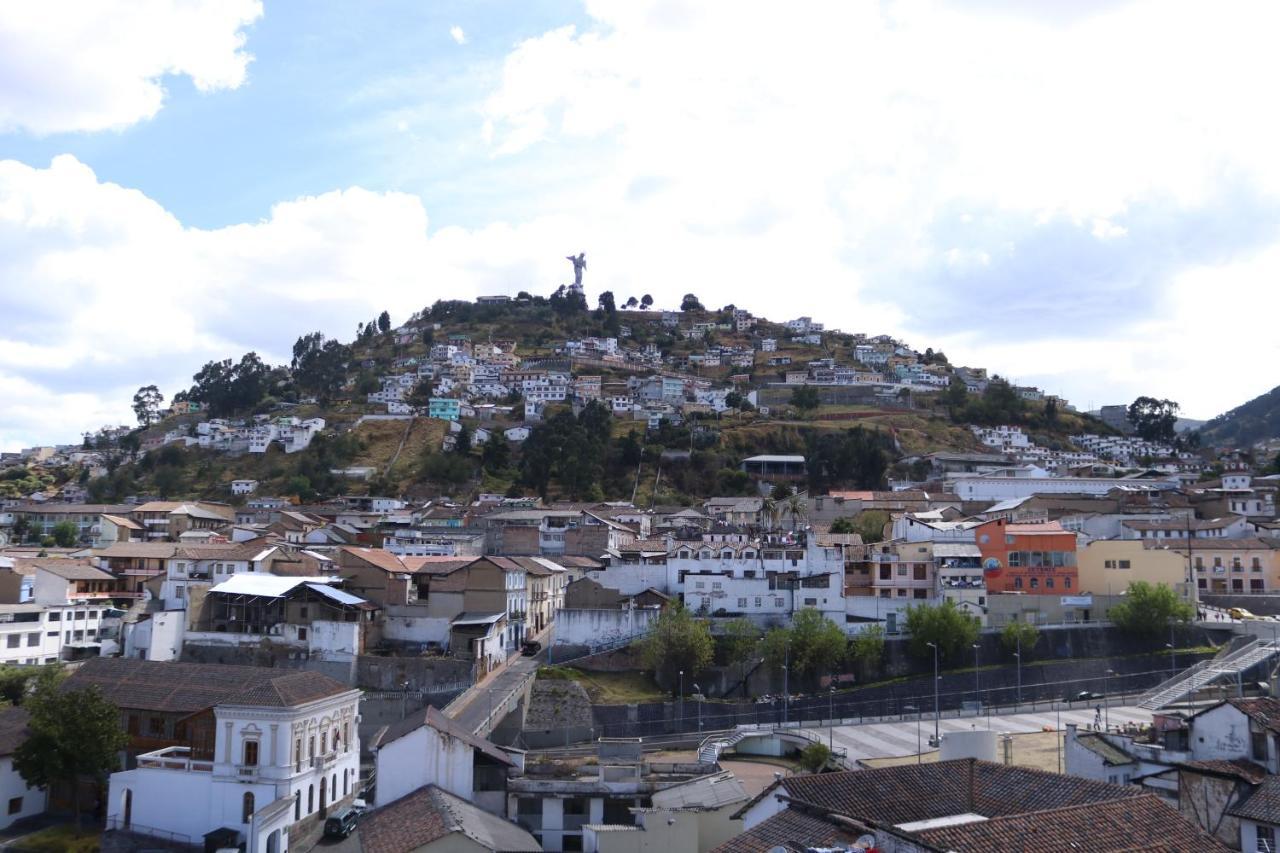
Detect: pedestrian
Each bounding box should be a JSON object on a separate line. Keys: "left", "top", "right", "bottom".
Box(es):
{"left": 1094, "top": 705, "right": 1102, "bottom": 730}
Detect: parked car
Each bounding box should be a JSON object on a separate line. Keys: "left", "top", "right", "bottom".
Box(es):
{"left": 1066, "top": 690, "right": 1104, "bottom": 702}
{"left": 521, "top": 640, "right": 542, "bottom": 657}
{"left": 324, "top": 807, "right": 360, "bottom": 839}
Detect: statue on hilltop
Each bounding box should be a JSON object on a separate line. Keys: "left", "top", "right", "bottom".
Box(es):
{"left": 565, "top": 253, "right": 586, "bottom": 293}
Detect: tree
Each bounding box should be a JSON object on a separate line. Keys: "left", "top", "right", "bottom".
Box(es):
{"left": 639, "top": 605, "right": 714, "bottom": 695}
{"left": 454, "top": 424, "right": 472, "bottom": 455}
{"left": 943, "top": 375, "right": 968, "bottom": 414}
{"left": 799, "top": 742, "right": 831, "bottom": 772}
{"left": 829, "top": 517, "right": 856, "bottom": 535}
{"left": 292, "top": 333, "right": 351, "bottom": 403}
{"left": 903, "top": 600, "right": 980, "bottom": 663}
{"left": 481, "top": 436, "right": 511, "bottom": 472}
{"left": 377, "top": 310, "right": 391, "bottom": 333}
{"left": 723, "top": 618, "right": 761, "bottom": 691}
{"left": 849, "top": 625, "right": 885, "bottom": 677}
{"left": 1108, "top": 581, "right": 1194, "bottom": 638}
{"left": 680, "top": 293, "right": 704, "bottom": 312}
{"left": 131, "top": 385, "right": 164, "bottom": 426}
{"left": 849, "top": 510, "right": 889, "bottom": 544}
{"left": 1044, "top": 397, "right": 1059, "bottom": 423}
{"left": 1001, "top": 620, "right": 1040, "bottom": 660}
{"left": 783, "top": 493, "right": 806, "bottom": 531}
{"left": 15, "top": 680, "right": 127, "bottom": 828}
{"left": 50, "top": 521, "right": 79, "bottom": 548}
{"left": 1128, "top": 397, "right": 1180, "bottom": 443}
{"left": 640, "top": 294, "right": 654, "bottom": 309}
{"left": 790, "top": 385, "right": 820, "bottom": 412}
{"left": 624, "top": 296, "right": 639, "bottom": 309}
{"left": 761, "top": 610, "right": 847, "bottom": 685}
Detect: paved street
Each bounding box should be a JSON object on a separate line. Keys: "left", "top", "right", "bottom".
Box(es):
{"left": 798, "top": 705, "right": 1152, "bottom": 764}
{"left": 446, "top": 631, "right": 549, "bottom": 734}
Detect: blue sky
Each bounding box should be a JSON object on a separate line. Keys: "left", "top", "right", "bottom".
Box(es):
{"left": 2, "top": 0, "right": 1279, "bottom": 450}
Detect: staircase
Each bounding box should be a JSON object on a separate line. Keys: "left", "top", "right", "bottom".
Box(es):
{"left": 1138, "top": 640, "right": 1280, "bottom": 710}
{"left": 698, "top": 728, "right": 753, "bottom": 763}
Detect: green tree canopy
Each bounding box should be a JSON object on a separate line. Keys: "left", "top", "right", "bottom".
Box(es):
{"left": 680, "top": 293, "right": 704, "bottom": 311}
{"left": 1000, "top": 620, "right": 1040, "bottom": 660}
{"left": 849, "top": 624, "right": 885, "bottom": 677}
{"left": 131, "top": 385, "right": 164, "bottom": 426}
{"left": 799, "top": 742, "right": 832, "bottom": 772}
{"left": 638, "top": 605, "right": 714, "bottom": 694}
{"left": 790, "top": 385, "right": 820, "bottom": 412}
{"left": 15, "top": 679, "right": 126, "bottom": 828}
{"left": 722, "top": 617, "right": 761, "bottom": 687}
{"left": 761, "top": 609, "right": 847, "bottom": 684}
{"left": 1108, "top": 581, "right": 1194, "bottom": 637}
{"left": 903, "top": 599, "right": 980, "bottom": 663}
{"left": 1128, "top": 397, "right": 1180, "bottom": 443}
{"left": 50, "top": 521, "right": 79, "bottom": 548}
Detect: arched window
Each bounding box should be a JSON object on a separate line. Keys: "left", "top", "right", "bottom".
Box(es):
{"left": 294, "top": 791, "right": 300, "bottom": 821}
{"left": 343, "top": 769, "right": 349, "bottom": 795}
{"left": 721, "top": 550, "right": 733, "bottom": 560}
{"left": 308, "top": 785, "right": 314, "bottom": 814}
{"left": 321, "top": 732, "right": 327, "bottom": 754}
{"left": 242, "top": 792, "right": 255, "bottom": 823}
{"left": 294, "top": 739, "right": 302, "bottom": 772}
{"left": 320, "top": 777, "right": 328, "bottom": 811}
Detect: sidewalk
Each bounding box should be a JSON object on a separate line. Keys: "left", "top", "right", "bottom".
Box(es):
{"left": 445, "top": 623, "right": 551, "bottom": 733}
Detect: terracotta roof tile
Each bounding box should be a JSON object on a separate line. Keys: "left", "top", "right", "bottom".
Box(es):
{"left": 711, "top": 807, "right": 859, "bottom": 853}
{"left": 918, "top": 794, "right": 1229, "bottom": 852}
{"left": 64, "top": 657, "right": 352, "bottom": 713}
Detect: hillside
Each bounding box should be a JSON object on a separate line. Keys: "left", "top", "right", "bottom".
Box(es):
{"left": 66, "top": 295, "right": 1124, "bottom": 505}
{"left": 1198, "top": 384, "right": 1280, "bottom": 449}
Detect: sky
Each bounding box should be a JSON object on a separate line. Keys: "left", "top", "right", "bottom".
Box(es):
{"left": 2, "top": 0, "right": 1279, "bottom": 451}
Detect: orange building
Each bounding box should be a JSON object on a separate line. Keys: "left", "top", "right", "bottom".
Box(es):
{"left": 977, "top": 518, "right": 1079, "bottom": 594}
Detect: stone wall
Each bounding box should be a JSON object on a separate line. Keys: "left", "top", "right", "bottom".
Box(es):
{"left": 180, "top": 643, "right": 473, "bottom": 692}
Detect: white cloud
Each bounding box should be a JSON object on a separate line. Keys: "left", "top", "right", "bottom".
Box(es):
{"left": 0, "top": 155, "right": 488, "bottom": 451}
{"left": 450, "top": 25, "right": 468, "bottom": 45}
{"left": 0, "top": 0, "right": 263, "bottom": 134}
{"left": 461, "top": 0, "right": 1280, "bottom": 417}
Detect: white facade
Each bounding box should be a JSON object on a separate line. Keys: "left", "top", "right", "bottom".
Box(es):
{"left": 0, "top": 603, "right": 108, "bottom": 666}
{"left": 0, "top": 752, "right": 44, "bottom": 829}
{"left": 947, "top": 473, "right": 1178, "bottom": 501}
{"left": 107, "top": 688, "right": 361, "bottom": 853}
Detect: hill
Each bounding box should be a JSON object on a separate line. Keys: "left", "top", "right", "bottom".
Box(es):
{"left": 68, "top": 295, "right": 1123, "bottom": 505}
{"left": 1198, "top": 385, "right": 1280, "bottom": 449}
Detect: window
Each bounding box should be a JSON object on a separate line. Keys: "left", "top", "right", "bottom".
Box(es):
{"left": 149, "top": 717, "right": 164, "bottom": 736}
{"left": 25, "top": 633, "right": 37, "bottom": 647}
{"left": 1014, "top": 578, "right": 1024, "bottom": 589}
{"left": 1253, "top": 731, "right": 1269, "bottom": 762}
{"left": 4, "top": 635, "right": 16, "bottom": 649}
{"left": 879, "top": 566, "right": 891, "bottom": 580}
{"left": 913, "top": 565, "right": 927, "bottom": 581}
{"left": 243, "top": 740, "right": 259, "bottom": 767}
{"left": 1029, "top": 578, "right": 1039, "bottom": 589}
{"left": 308, "top": 785, "right": 314, "bottom": 814}
{"left": 242, "top": 792, "right": 255, "bottom": 823}
{"left": 773, "top": 597, "right": 784, "bottom": 607}
{"left": 737, "top": 598, "right": 747, "bottom": 608}
{"left": 298, "top": 627, "right": 308, "bottom": 641}
{"left": 804, "top": 597, "right": 817, "bottom": 606}
{"left": 7, "top": 797, "right": 20, "bottom": 815}
{"left": 1258, "top": 825, "right": 1276, "bottom": 851}
{"left": 1118, "top": 560, "right": 1131, "bottom": 569}
{"left": 294, "top": 792, "right": 300, "bottom": 821}
{"left": 754, "top": 597, "right": 762, "bottom": 607}
{"left": 896, "top": 566, "right": 907, "bottom": 577}
{"left": 46, "top": 612, "right": 59, "bottom": 622}
{"left": 300, "top": 607, "right": 308, "bottom": 619}
{"left": 1045, "top": 578, "right": 1055, "bottom": 589}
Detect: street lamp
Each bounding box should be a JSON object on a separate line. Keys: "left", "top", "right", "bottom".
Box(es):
{"left": 1013, "top": 650, "right": 1022, "bottom": 706}
{"left": 1103, "top": 670, "right": 1113, "bottom": 728}
{"left": 926, "top": 641, "right": 939, "bottom": 746}
{"left": 1165, "top": 643, "right": 1175, "bottom": 678}
{"left": 972, "top": 643, "right": 981, "bottom": 714}
{"left": 679, "top": 670, "right": 684, "bottom": 729}
{"left": 829, "top": 682, "right": 836, "bottom": 749}
{"left": 693, "top": 683, "right": 703, "bottom": 732}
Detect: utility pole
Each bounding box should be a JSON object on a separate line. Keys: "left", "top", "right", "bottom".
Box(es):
{"left": 973, "top": 643, "right": 981, "bottom": 714}
{"left": 1014, "top": 632, "right": 1023, "bottom": 705}
{"left": 927, "top": 641, "right": 939, "bottom": 746}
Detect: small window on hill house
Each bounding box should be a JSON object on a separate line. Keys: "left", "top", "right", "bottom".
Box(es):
{"left": 243, "top": 740, "right": 258, "bottom": 767}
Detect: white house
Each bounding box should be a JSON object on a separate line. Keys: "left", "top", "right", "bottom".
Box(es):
{"left": 0, "top": 708, "right": 43, "bottom": 829}
{"left": 231, "top": 480, "right": 260, "bottom": 496}
{"left": 95, "top": 658, "right": 361, "bottom": 853}
{"left": 371, "top": 705, "right": 518, "bottom": 816}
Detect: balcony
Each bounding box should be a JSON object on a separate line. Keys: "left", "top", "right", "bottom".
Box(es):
{"left": 312, "top": 752, "right": 336, "bottom": 770}
{"left": 136, "top": 746, "right": 213, "bottom": 772}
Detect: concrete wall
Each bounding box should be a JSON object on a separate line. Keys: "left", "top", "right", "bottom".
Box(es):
{"left": 553, "top": 608, "right": 660, "bottom": 647}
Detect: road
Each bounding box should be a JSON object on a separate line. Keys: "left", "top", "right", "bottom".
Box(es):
{"left": 797, "top": 705, "right": 1151, "bottom": 764}
{"left": 446, "top": 643, "right": 546, "bottom": 735}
